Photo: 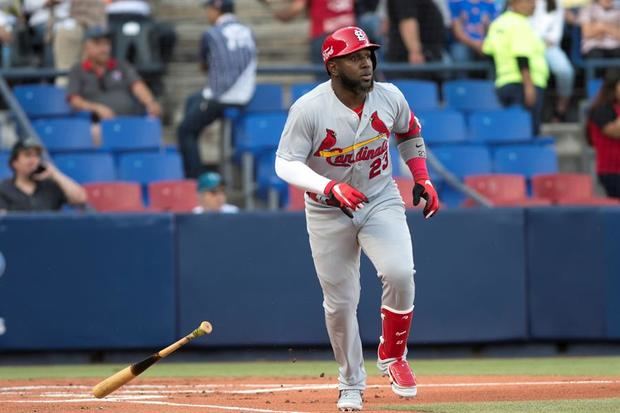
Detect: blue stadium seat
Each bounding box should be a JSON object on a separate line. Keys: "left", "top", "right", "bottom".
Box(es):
{"left": 118, "top": 152, "right": 183, "bottom": 185}
{"left": 430, "top": 145, "right": 493, "bottom": 179}
{"left": 443, "top": 80, "right": 502, "bottom": 112}
{"left": 392, "top": 79, "right": 440, "bottom": 110}
{"left": 428, "top": 145, "right": 492, "bottom": 208}
{"left": 244, "top": 83, "right": 285, "bottom": 112}
{"left": 415, "top": 109, "right": 467, "bottom": 144}
{"left": 493, "top": 145, "right": 558, "bottom": 178}
{"left": 256, "top": 152, "right": 288, "bottom": 206}
{"left": 13, "top": 84, "right": 73, "bottom": 118}
{"left": 234, "top": 111, "right": 287, "bottom": 207}
{"left": 290, "top": 82, "right": 320, "bottom": 104}
{"left": 587, "top": 78, "right": 603, "bottom": 101}
{"left": 54, "top": 153, "right": 116, "bottom": 183}
{"left": 101, "top": 116, "right": 162, "bottom": 152}
{"left": 0, "top": 152, "right": 10, "bottom": 179}
{"left": 468, "top": 109, "right": 532, "bottom": 143}
{"left": 236, "top": 112, "right": 287, "bottom": 156}
{"left": 34, "top": 118, "right": 93, "bottom": 153}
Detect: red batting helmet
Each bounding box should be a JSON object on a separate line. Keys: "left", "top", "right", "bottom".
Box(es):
{"left": 322, "top": 26, "right": 380, "bottom": 70}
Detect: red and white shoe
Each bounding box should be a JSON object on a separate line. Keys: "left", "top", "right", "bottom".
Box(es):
{"left": 376, "top": 305, "right": 417, "bottom": 397}
{"left": 386, "top": 359, "right": 417, "bottom": 397}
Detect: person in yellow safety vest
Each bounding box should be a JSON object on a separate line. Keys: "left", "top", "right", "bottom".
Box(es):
{"left": 483, "top": 0, "right": 549, "bottom": 135}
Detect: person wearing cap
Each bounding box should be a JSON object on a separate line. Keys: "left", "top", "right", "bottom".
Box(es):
{"left": 275, "top": 26, "right": 440, "bottom": 410}
{"left": 53, "top": 0, "right": 107, "bottom": 85}
{"left": 192, "top": 172, "right": 239, "bottom": 214}
{"left": 177, "top": 0, "right": 257, "bottom": 178}
{"left": 67, "top": 25, "right": 161, "bottom": 127}
{"left": 0, "top": 139, "right": 87, "bottom": 212}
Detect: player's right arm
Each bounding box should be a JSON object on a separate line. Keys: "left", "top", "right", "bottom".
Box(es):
{"left": 275, "top": 103, "right": 367, "bottom": 215}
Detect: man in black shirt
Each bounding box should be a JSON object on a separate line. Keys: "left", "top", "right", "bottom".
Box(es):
{"left": 386, "top": 0, "right": 446, "bottom": 68}
{"left": 0, "top": 139, "right": 87, "bottom": 212}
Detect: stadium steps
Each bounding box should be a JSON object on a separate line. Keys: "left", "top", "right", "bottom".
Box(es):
{"left": 540, "top": 122, "right": 592, "bottom": 174}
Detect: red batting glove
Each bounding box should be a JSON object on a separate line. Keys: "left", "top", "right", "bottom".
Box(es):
{"left": 413, "top": 179, "right": 440, "bottom": 219}
{"left": 324, "top": 180, "right": 368, "bottom": 218}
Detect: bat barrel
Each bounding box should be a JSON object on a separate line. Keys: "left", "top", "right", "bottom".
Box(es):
{"left": 91, "top": 321, "right": 212, "bottom": 398}
{"left": 92, "top": 366, "right": 136, "bottom": 398}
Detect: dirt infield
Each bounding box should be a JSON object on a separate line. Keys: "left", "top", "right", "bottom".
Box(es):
{"left": 1, "top": 375, "right": 620, "bottom": 413}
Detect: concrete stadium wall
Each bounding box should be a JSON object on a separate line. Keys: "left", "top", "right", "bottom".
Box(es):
{"left": 0, "top": 208, "right": 618, "bottom": 350}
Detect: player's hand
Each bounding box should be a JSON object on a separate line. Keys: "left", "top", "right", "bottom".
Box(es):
{"left": 145, "top": 101, "right": 162, "bottom": 118}
{"left": 324, "top": 180, "right": 368, "bottom": 218}
{"left": 413, "top": 180, "right": 439, "bottom": 219}
{"left": 94, "top": 104, "right": 115, "bottom": 120}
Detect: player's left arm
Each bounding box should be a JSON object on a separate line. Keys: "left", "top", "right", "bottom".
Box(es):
{"left": 394, "top": 109, "right": 440, "bottom": 219}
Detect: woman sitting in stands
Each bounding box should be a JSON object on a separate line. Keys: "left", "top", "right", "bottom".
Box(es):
{"left": 588, "top": 70, "right": 620, "bottom": 198}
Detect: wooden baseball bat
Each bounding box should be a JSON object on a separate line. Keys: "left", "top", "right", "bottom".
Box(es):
{"left": 92, "top": 321, "right": 212, "bottom": 399}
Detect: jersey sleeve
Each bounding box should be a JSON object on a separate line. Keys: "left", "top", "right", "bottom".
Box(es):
{"left": 509, "top": 21, "right": 534, "bottom": 57}
{"left": 392, "top": 0, "right": 418, "bottom": 22}
{"left": 392, "top": 89, "right": 415, "bottom": 136}
{"left": 66, "top": 64, "right": 82, "bottom": 98}
{"left": 121, "top": 61, "right": 142, "bottom": 85}
{"left": 276, "top": 103, "right": 315, "bottom": 163}
{"left": 200, "top": 31, "right": 210, "bottom": 65}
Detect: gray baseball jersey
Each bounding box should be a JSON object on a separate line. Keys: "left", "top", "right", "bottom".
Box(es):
{"left": 276, "top": 80, "right": 417, "bottom": 392}
{"left": 276, "top": 81, "right": 413, "bottom": 199}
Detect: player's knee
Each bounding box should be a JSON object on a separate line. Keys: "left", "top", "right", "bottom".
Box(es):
{"left": 380, "top": 265, "right": 414, "bottom": 291}
{"left": 323, "top": 299, "right": 357, "bottom": 317}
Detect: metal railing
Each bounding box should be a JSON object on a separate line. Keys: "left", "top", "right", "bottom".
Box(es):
{"left": 1, "top": 58, "right": 619, "bottom": 210}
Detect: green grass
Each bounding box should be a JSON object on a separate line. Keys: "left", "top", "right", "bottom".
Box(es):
{"left": 385, "top": 398, "right": 620, "bottom": 413}
{"left": 0, "top": 356, "right": 619, "bottom": 380}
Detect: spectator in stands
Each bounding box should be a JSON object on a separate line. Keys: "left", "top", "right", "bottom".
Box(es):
{"left": 0, "top": 138, "right": 86, "bottom": 212}
{"left": 531, "top": 0, "right": 575, "bottom": 122}
{"left": 106, "top": 0, "right": 176, "bottom": 62}
{"left": 0, "top": 6, "right": 14, "bottom": 66}
{"left": 193, "top": 171, "right": 239, "bottom": 213}
{"left": 386, "top": 0, "right": 447, "bottom": 70}
{"left": 355, "top": 0, "right": 382, "bottom": 45}
{"left": 563, "top": 0, "right": 590, "bottom": 26}
{"left": 587, "top": 70, "right": 620, "bottom": 198}
{"left": 67, "top": 26, "right": 161, "bottom": 143}
{"left": 23, "top": 0, "right": 71, "bottom": 66}
{"left": 579, "top": 0, "right": 620, "bottom": 59}
{"left": 177, "top": 0, "right": 256, "bottom": 178}
{"left": 53, "top": 0, "right": 106, "bottom": 86}
{"left": 434, "top": 0, "right": 453, "bottom": 29}
{"left": 449, "top": 0, "right": 497, "bottom": 63}
{"left": 268, "top": 0, "right": 355, "bottom": 66}
{"left": 483, "top": 0, "right": 548, "bottom": 134}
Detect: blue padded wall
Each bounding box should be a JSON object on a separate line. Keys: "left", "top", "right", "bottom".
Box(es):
{"left": 176, "top": 212, "right": 328, "bottom": 346}
{"left": 0, "top": 214, "right": 176, "bottom": 350}
{"left": 526, "top": 208, "right": 606, "bottom": 340}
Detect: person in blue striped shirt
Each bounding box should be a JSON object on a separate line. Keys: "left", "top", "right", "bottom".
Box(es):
{"left": 177, "top": 0, "right": 257, "bottom": 178}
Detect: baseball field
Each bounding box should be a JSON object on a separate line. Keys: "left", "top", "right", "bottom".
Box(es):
{"left": 1, "top": 355, "right": 619, "bottom": 413}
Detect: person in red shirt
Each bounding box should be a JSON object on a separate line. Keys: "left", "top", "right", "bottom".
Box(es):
{"left": 267, "top": 0, "right": 356, "bottom": 65}
{"left": 588, "top": 70, "right": 620, "bottom": 198}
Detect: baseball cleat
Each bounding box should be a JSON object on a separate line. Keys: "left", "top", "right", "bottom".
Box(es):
{"left": 337, "top": 389, "right": 363, "bottom": 411}
{"left": 386, "top": 359, "right": 417, "bottom": 397}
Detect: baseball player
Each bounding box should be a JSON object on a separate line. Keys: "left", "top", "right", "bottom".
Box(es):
{"left": 275, "top": 26, "right": 439, "bottom": 412}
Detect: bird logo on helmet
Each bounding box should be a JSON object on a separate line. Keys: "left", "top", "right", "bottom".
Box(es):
{"left": 321, "top": 26, "right": 381, "bottom": 68}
